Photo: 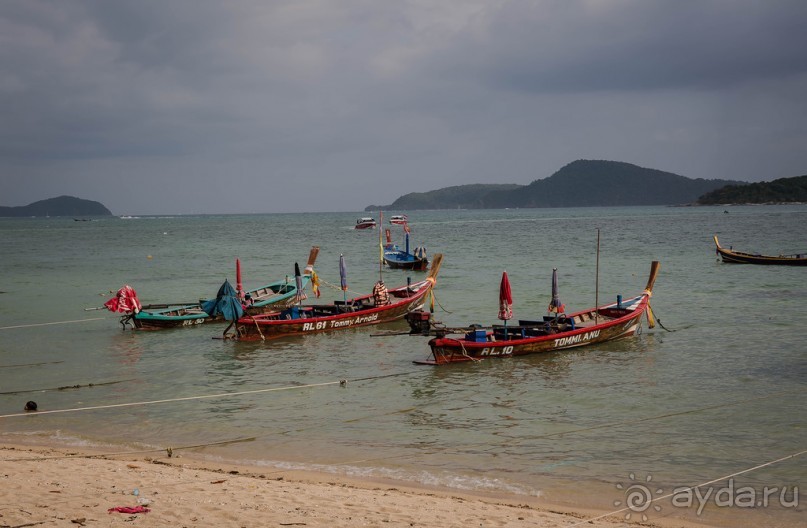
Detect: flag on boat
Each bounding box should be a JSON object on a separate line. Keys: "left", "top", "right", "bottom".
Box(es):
{"left": 105, "top": 285, "right": 142, "bottom": 314}
{"left": 498, "top": 271, "right": 513, "bottom": 321}
{"left": 548, "top": 268, "right": 565, "bottom": 314}
{"left": 201, "top": 279, "right": 244, "bottom": 321}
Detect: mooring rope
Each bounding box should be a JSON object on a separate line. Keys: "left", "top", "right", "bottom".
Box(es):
{"left": 317, "top": 276, "right": 366, "bottom": 298}
{"left": 0, "top": 317, "right": 106, "bottom": 330}
{"left": 430, "top": 291, "right": 453, "bottom": 314}
{"left": 0, "top": 370, "right": 424, "bottom": 420}
{"left": 569, "top": 448, "right": 807, "bottom": 527}
{"left": 0, "top": 378, "right": 135, "bottom": 396}
{"left": 0, "top": 360, "right": 64, "bottom": 369}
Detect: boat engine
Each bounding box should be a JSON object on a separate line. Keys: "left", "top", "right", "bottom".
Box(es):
{"left": 406, "top": 310, "right": 432, "bottom": 335}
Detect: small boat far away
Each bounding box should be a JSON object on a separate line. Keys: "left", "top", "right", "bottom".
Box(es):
{"left": 714, "top": 235, "right": 807, "bottom": 266}
{"left": 355, "top": 217, "right": 377, "bottom": 229}
{"left": 389, "top": 215, "right": 408, "bottom": 225}
{"left": 407, "top": 261, "right": 660, "bottom": 365}
{"left": 232, "top": 254, "right": 443, "bottom": 340}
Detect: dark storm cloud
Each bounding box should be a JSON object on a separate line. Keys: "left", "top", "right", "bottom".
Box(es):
{"left": 432, "top": 1, "right": 807, "bottom": 93}
{"left": 1, "top": 1, "right": 806, "bottom": 214}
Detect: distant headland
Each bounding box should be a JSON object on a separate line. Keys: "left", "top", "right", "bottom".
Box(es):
{"left": 365, "top": 159, "right": 805, "bottom": 211}
{"left": 0, "top": 196, "right": 112, "bottom": 217}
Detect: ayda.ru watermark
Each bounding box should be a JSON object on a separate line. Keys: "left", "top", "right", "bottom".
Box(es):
{"left": 614, "top": 473, "right": 800, "bottom": 520}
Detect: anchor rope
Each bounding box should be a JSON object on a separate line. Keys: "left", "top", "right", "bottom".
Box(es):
{"left": 0, "top": 370, "right": 424, "bottom": 420}
{"left": 569, "top": 448, "right": 807, "bottom": 527}
{"left": 656, "top": 317, "right": 673, "bottom": 332}
{"left": 0, "top": 378, "right": 135, "bottom": 396}
{"left": 0, "top": 317, "right": 106, "bottom": 330}
{"left": 430, "top": 291, "right": 453, "bottom": 314}
{"left": 0, "top": 361, "right": 64, "bottom": 369}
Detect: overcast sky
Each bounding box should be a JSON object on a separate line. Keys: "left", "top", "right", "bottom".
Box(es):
{"left": 2, "top": 1, "right": 806, "bottom": 215}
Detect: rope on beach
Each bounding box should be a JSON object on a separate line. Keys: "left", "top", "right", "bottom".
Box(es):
{"left": 0, "top": 370, "right": 424, "bottom": 420}
{"left": 0, "top": 317, "right": 106, "bottom": 330}
{"left": 568, "top": 448, "right": 807, "bottom": 527}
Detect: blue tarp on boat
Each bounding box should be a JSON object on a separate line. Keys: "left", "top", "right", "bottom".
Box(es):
{"left": 202, "top": 279, "right": 244, "bottom": 321}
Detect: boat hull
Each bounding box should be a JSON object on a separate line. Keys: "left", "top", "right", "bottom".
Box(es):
{"left": 234, "top": 278, "right": 435, "bottom": 340}
{"left": 383, "top": 253, "right": 429, "bottom": 271}
{"left": 421, "top": 300, "right": 647, "bottom": 364}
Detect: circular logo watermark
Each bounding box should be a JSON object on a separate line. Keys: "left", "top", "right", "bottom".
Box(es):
{"left": 614, "top": 473, "right": 664, "bottom": 521}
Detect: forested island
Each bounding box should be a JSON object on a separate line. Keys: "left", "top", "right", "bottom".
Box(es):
{"left": 366, "top": 160, "right": 740, "bottom": 211}
{"left": 696, "top": 175, "right": 807, "bottom": 204}
{"left": 0, "top": 196, "right": 112, "bottom": 217}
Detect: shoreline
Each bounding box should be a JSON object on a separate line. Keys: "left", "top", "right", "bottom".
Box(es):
{"left": 1, "top": 440, "right": 720, "bottom": 528}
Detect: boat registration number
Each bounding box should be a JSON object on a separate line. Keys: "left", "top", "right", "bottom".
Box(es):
{"left": 301, "top": 313, "right": 379, "bottom": 332}
{"left": 479, "top": 346, "right": 514, "bottom": 356}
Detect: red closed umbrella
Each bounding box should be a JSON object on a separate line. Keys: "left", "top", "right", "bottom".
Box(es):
{"left": 498, "top": 271, "right": 513, "bottom": 321}
{"left": 236, "top": 258, "right": 243, "bottom": 301}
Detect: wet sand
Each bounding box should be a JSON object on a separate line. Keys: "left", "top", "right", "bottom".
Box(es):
{"left": 0, "top": 442, "right": 715, "bottom": 528}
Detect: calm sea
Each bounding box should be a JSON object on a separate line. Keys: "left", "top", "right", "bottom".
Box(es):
{"left": 1, "top": 206, "right": 804, "bottom": 526}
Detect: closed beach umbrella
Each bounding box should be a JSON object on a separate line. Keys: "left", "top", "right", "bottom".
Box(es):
{"left": 339, "top": 254, "right": 348, "bottom": 303}
{"left": 202, "top": 279, "right": 244, "bottom": 321}
{"left": 339, "top": 255, "right": 348, "bottom": 291}
{"left": 294, "top": 262, "right": 305, "bottom": 304}
{"left": 548, "top": 268, "right": 565, "bottom": 314}
{"left": 236, "top": 258, "right": 243, "bottom": 300}
{"left": 498, "top": 271, "right": 513, "bottom": 321}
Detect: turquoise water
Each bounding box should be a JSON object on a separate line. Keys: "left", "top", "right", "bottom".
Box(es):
{"left": 1, "top": 206, "right": 804, "bottom": 526}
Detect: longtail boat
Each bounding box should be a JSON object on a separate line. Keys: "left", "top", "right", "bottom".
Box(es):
{"left": 409, "top": 261, "right": 659, "bottom": 365}
{"left": 383, "top": 228, "right": 429, "bottom": 271}
{"left": 232, "top": 254, "right": 442, "bottom": 340}
{"left": 714, "top": 235, "right": 807, "bottom": 266}
{"left": 114, "top": 247, "right": 320, "bottom": 329}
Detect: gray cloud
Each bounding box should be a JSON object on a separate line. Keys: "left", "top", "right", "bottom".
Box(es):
{"left": 1, "top": 1, "right": 806, "bottom": 214}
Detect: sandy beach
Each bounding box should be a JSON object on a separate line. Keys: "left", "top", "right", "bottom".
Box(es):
{"left": 0, "top": 442, "right": 714, "bottom": 528}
